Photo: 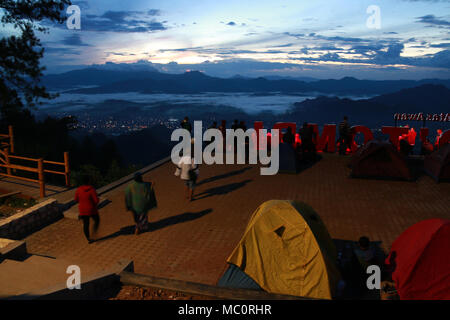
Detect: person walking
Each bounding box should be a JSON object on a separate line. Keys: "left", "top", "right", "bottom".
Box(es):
{"left": 338, "top": 116, "right": 351, "bottom": 155}
{"left": 75, "top": 175, "right": 100, "bottom": 244}
{"left": 177, "top": 147, "right": 199, "bottom": 201}
{"left": 125, "top": 172, "right": 157, "bottom": 235}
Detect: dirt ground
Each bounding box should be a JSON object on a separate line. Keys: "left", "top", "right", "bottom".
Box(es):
{"left": 0, "top": 188, "right": 37, "bottom": 219}
{"left": 111, "top": 285, "right": 216, "bottom": 300}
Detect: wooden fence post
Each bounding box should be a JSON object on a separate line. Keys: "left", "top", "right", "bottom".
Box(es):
{"left": 4, "top": 148, "right": 11, "bottom": 176}
{"left": 38, "top": 158, "right": 45, "bottom": 198}
{"left": 64, "top": 152, "right": 70, "bottom": 187}
{"left": 8, "top": 125, "right": 14, "bottom": 154}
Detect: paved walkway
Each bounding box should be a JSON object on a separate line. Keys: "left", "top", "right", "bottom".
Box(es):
{"left": 0, "top": 176, "right": 69, "bottom": 200}
{"left": 24, "top": 154, "right": 450, "bottom": 286}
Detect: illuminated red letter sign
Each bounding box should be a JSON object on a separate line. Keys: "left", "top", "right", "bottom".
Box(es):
{"left": 419, "top": 128, "right": 429, "bottom": 143}
{"left": 307, "top": 124, "right": 336, "bottom": 152}
{"left": 350, "top": 125, "right": 374, "bottom": 152}
{"left": 254, "top": 121, "right": 263, "bottom": 150}
{"left": 382, "top": 126, "right": 409, "bottom": 149}
{"left": 273, "top": 122, "right": 297, "bottom": 144}
{"left": 439, "top": 130, "right": 450, "bottom": 148}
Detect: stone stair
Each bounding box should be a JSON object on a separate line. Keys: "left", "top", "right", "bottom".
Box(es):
{"left": 0, "top": 255, "right": 102, "bottom": 298}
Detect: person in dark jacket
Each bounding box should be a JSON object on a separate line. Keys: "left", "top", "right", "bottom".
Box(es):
{"left": 75, "top": 175, "right": 100, "bottom": 244}
{"left": 181, "top": 117, "right": 192, "bottom": 133}
{"left": 338, "top": 116, "right": 351, "bottom": 155}
{"left": 299, "top": 122, "right": 316, "bottom": 161}
{"left": 125, "top": 172, "right": 157, "bottom": 234}
{"left": 231, "top": 119, "right": 240, "bottom": 130}
{"left": 283, "top": 127, "right": 295, "bottom": 145}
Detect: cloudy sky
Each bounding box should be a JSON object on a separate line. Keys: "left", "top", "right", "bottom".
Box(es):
{"left": 5, "top": 0, "right": 450, "bottom": 79}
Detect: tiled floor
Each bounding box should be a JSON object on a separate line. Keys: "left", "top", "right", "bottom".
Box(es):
{"left": 24, "top": 154, "right": 450, "bottom": 285}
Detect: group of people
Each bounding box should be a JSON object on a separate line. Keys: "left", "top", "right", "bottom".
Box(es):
{"left": 281, "top": 123, "right": 317, "bottom": 161}
{"left": 280, "top": 117, "right": 353, "bottom": 160}
{"left": 75, "top": 172, "right": 157, "bottom": 243}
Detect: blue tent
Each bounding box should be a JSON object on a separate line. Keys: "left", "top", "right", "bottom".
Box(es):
{"left": 278, "top": 143, "right": 298, "bottom": 174}
{"left": 218, "top": 264, "right": 262, "bottom": 290}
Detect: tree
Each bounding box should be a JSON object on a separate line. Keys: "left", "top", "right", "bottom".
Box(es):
{"left": 0, "top": 0, "right": 71, "bottom": 120}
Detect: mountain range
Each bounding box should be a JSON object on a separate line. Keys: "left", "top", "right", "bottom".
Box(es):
{"left": 287, "top": 84, "right": 450, "bottom": 127}
{"left": 43, "top": 67, "right": 450, "bottom": 96}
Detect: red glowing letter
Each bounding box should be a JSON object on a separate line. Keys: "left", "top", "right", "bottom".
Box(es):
{"left": 382, "top": 126, "right": 409, "bottom": 149}
{"left": 439, "top": 130, "right": 450, "bottom": 148}
{"left": 350, "top": 125, "right": 374, "bottom": 152}
{"left": 273, "top": 122, "right": 296, "bottom": 144}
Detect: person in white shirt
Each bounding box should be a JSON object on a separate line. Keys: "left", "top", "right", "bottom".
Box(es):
{"left": 177, "top": 154, "right": 199, "bottom": 201}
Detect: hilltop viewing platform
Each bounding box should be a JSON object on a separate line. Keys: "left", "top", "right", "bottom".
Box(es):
{"left": 20, "top": 153, "right": 450, "bottom": 289}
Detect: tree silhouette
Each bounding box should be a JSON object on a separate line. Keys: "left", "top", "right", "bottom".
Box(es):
{"left": 0, "top": 0, "right": 71, "bottom": 119}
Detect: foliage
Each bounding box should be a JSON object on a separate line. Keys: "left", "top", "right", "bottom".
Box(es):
{"left": 0, "top": 0, "right": 71, "bottom": 118}
{"left": 71, "top": 161, "right": 141, "bottom": 188}
{"left": 0, "top": 195, "right": 37, "bottom": 208}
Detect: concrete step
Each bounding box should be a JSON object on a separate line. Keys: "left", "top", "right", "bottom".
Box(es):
{"left": 23, "top": 255, "right": 100, "bottom": 277}
{"left": 0, "top": 259, "right": 63, "bottom": 297}
{"left": 0, "top": 255, "right": 103, "bottom": 298}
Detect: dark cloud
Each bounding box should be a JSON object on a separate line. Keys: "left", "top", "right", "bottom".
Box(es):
{"left": 106, "top": 52, "right": 136, "bottom": 56}
{"left": 61, "top": 33, "right": 91, "bottom": 46}
{"left": 227, "top": 22, "right": 237, "bottom": 26}
{"left": 269, "top": 43, "right": 294, "bottom": 48}
{"left": 47, "top": 9, "right": 167, "bottom": 33}
{"left": 43, "top": 47, "right": 81, "bottom": 55}
{"left": 284, "top": 32, "right": 366, "bottom": 43}
{"left": 283, "top": 32, "right": 305, "bottom": 39}
{"left": 416, "top": 15, "right": 450, "bottom": 27}
{"left": 159, "top": 47, "right": 286, "bottom": 56}
{"left": 314, "top": 35, "right": 366, "bottom": 43}
{"left": 147, "top": 9, "right": 161, "bottom": 16}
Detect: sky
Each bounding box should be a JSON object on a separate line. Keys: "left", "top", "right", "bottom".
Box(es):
{"left": 3, "top": 0, "right": 450, "bottom": 79}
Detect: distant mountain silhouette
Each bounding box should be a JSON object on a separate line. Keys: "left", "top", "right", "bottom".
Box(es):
{"left": 287, "top": 84, "right": 450, "bottom": 127}
{"left": 43, "top": 67, "right": 450, "bottom": 95}
{"left": 369, "top": 84, "right": 450, "bottom": 111}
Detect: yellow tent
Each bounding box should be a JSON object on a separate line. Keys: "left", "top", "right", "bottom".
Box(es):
{"left": 226, "top": 200, "right": 341, "bottom": 299}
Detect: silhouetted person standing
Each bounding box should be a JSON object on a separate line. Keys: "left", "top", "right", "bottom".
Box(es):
{"left": 75, "top": 175, "right": 100, "bottom": 244}
{"left": 239, "top": 121, "right": 247, "bottom": 131}
{"left": 231, "top": 119, "right": 240, "bottom": 130}
{"left": 181, "top": 117, "right": 192, "bottom": 133}
{"left": 207, "top": 121, "right": 218, "bottom": 144}
{"left": 299, "top": 122, "right": 316, "bottom": 161}
{"left": 283, "top": 127, "right": 295, "bottom": 145}
{"left": 209, "top": 121, "right": 218, "bottom": 129}
{"left": 339, "top": 116, "right": 351, "bottom": 155}
{"left": 125, "top": 172, "right": 157, "bottom": 235}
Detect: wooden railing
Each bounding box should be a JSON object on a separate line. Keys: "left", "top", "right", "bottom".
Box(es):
{"left": 0, "top": 125, "right": 70, "bottom": 198}
{"left": 0, "top": 125, "right": 14, "bottom": 153}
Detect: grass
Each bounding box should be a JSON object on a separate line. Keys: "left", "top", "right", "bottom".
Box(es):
{"left": 0, "top": 195, "right": 38, "bottom": 219}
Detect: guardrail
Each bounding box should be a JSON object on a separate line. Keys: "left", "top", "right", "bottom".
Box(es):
{"left": 0, "top": 150, "right": 70, "bottom": 198}
{"left": 0, "top": 126, "right": 14, "bottom": 153}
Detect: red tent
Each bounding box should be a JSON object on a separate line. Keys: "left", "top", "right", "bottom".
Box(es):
{"left": 424, "top": 143, "right": 450, "bottom": 182}
{"left": 385, "top": 219, "right": 450, "bottom": 300}
{"left": 350, "top": 141, "right": 412, "bottom": 180}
